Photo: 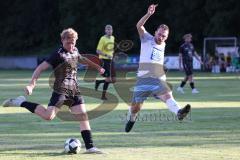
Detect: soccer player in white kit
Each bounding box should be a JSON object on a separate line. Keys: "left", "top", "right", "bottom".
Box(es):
{"left": 125, "top": 4, "right": 191, "bottom": 132}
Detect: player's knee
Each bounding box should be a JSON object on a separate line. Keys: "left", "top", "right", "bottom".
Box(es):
{"left": 81, "top": 113, "right": 88, "bottom": 121}
{"left": 74, "top": 113, "right": 89, "bottom": 121}
{"left": 44, "top": 114, "right": 56, "bottom": 121}
{"left": 161, "top": 93, "right": 172, "bottom": 102}
{"left": 131, "top": 106, "right": 141, "bottom": 113}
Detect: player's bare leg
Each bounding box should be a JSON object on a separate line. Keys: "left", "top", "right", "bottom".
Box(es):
{"left": 34, "top": 106, "right": 59, "bottom": 120}
{"left": 125, "top": 102, "right": 143, "bottom": 132}
{"left": 70, "top": 104, "right": 103, "bottom": 154}
{"left": 2, "top": 96, "right": 59, "bottom": 121}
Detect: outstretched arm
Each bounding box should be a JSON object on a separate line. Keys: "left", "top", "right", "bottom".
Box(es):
{"left": 79, "top": 56, "right": 105, "bottom": 74}
{"left": 136, "top": 4, "right": 158, "bottom": 37}
{"left": 25, "top": 61, "right": 50, "bottom": 95}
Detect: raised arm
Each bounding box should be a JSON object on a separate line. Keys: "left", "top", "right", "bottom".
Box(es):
{"left": 136, "top": 4, "right": 158, "bottom": 37}
{"left": 24, "top": 61, "right": 50, "bottom": 95}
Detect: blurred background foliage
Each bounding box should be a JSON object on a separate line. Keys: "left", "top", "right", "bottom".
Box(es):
{"left": 0, "top": 0, "right": 239, "bottom": 56}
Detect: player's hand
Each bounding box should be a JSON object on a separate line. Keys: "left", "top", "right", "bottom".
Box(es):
{"left": 24, "top": 85, "right": 34, "bottom": 96}
{"left": 148, "top": 4, "right": 158, "bottom": 15}
{"left": 99, "top": 67, "right": 105, "bottom": 74}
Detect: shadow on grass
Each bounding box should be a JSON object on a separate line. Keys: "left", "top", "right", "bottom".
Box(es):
{"left": 0, "top": 107, "right": 240, "bottom": 154}
{"left": 0, "top": 151, "right": 70, "bottom": 157}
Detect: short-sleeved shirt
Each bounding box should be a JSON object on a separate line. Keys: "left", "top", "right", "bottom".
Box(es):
{"left": 46, "top": 46, "right": 83, "bottom": 96}
{"left": 179, "top": 42, "right": 195, "bottom": 63}
{"left": 131, "top": 31, "right": 170, "bottom": 103}
{"left": 137, "top": 31, "right": 166, "bottom": 79}
{"left": 97, "top": 35, "right": 115, "bottom": 60}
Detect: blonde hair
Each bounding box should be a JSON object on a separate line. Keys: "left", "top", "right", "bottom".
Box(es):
{"left": 60, "top": 28, "right": 78, "bottom": 40}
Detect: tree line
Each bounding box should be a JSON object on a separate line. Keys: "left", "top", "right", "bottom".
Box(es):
{"left": 0, "top": 0, "right": 239, "bottom": 56}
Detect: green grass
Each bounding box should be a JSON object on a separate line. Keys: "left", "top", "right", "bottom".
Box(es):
{"left": 0, "top": 70, "right": 240, "bottom": 160}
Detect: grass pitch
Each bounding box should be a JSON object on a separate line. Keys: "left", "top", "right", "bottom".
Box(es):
{"left": 0, "top": 70, "right": 239, "bottom": 160}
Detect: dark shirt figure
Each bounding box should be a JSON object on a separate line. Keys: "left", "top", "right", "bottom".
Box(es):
{"left": 2, "top": 28, "right": 105, "bottom": 154}
{"left": 177, "top": 34, "right": 203, "bottom": 94}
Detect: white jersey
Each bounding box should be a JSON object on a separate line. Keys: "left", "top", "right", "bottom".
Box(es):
{"left": 137, "top": 31, "right": 166, "bottom": 80}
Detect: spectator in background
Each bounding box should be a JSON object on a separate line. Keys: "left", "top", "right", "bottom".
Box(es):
{"left": 219, "top": 53, "right": 226, "bottom": 72}
{"left": 231, "top": 52, "right": 240, "bottom": 72}
{"left": 225, "top": 52, "right": 232, "bottom": 72}
{"left": 211, "top": 55, "right": 220, "bottom": 73}
{"left": 204, "top": 53, "right": 213, "bottom": 72}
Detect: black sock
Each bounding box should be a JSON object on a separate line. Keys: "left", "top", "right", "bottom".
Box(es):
{"left": 103, "top": 82, "right": 109, "bottom": 91}
{"left": 20, "top": 101, "right": 39, "bottom": 113}
{"left": 95, "top": 80, "right": 105, "bottom": 90}
{"left": 96, "top": 80, "right": 105, "bottom": 85}
{"left": 81, "top": 130, "right": 94, "bottom": 149}
{"left": 190, "top": 82, "right": 195, "bottom": 89}
{"left": 180, "top": 81, "right": 186, "bottom": 88}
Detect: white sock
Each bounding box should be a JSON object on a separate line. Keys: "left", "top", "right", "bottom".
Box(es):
{"left": 165, "top": 98, "right": 180, "bottom": 115}
{"left": 127, "top": 107, "right": 137, "bottom": 122}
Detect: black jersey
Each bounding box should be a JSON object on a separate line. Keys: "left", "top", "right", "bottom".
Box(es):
{"left": 179, "top": 42, "right": 195, "bottom": 63}
{"left": 46, "top": 46, "right": 83, "bottom": 96}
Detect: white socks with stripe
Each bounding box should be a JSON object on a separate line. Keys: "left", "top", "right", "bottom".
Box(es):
{"left": 166, "top": 98, "right": 180, "bottom": 115}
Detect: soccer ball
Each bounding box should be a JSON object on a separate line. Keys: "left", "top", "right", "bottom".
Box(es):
{"left": 64, "top": 138, "right": 81, "bottom": 154}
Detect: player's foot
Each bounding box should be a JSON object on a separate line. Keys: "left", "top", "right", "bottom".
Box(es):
{"left": 177, "top": 87, "right": 184, "bottom": 94}
{"left": 177, "top": 104, "right": 191, "bottom": 121}
{"left": 192, "top": 88, "right": 199, "bottom": 94}
{"left": 125, "top": 120, "right": 135, "bottom": 132}
{"left": 125, "top": 112, "right": 137, "bottom": 132}
{"left": 84, "top": 147, "right": 104, "bottom": 154}
{"left": 125, "top": 119, "right": 135, "bottom": 132}
{"left": 2, "top": 96, "right": 26, "bottom": 107}
{"left": 95, "top": 81, "right": 100, "bottom": 91}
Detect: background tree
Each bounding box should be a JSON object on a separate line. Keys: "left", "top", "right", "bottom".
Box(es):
{"left": 0, "top": 0, "right": 239, "bottom": 56}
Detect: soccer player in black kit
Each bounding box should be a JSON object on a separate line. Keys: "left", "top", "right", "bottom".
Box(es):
{"left": 2, "top": 28, "right": 104, "bottom": 154}
{"left": 177, "top": 34, "right": 203, "bottom": 94}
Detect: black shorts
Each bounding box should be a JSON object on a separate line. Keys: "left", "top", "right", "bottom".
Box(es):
{"left": 183, "top": 61, "right": 193, "bottom": 76}
{"left": 48, "top": 92, "right": 84, "bottom": 108}
{"left": 101, "top": 59, "right": 116, "bottom": 77}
